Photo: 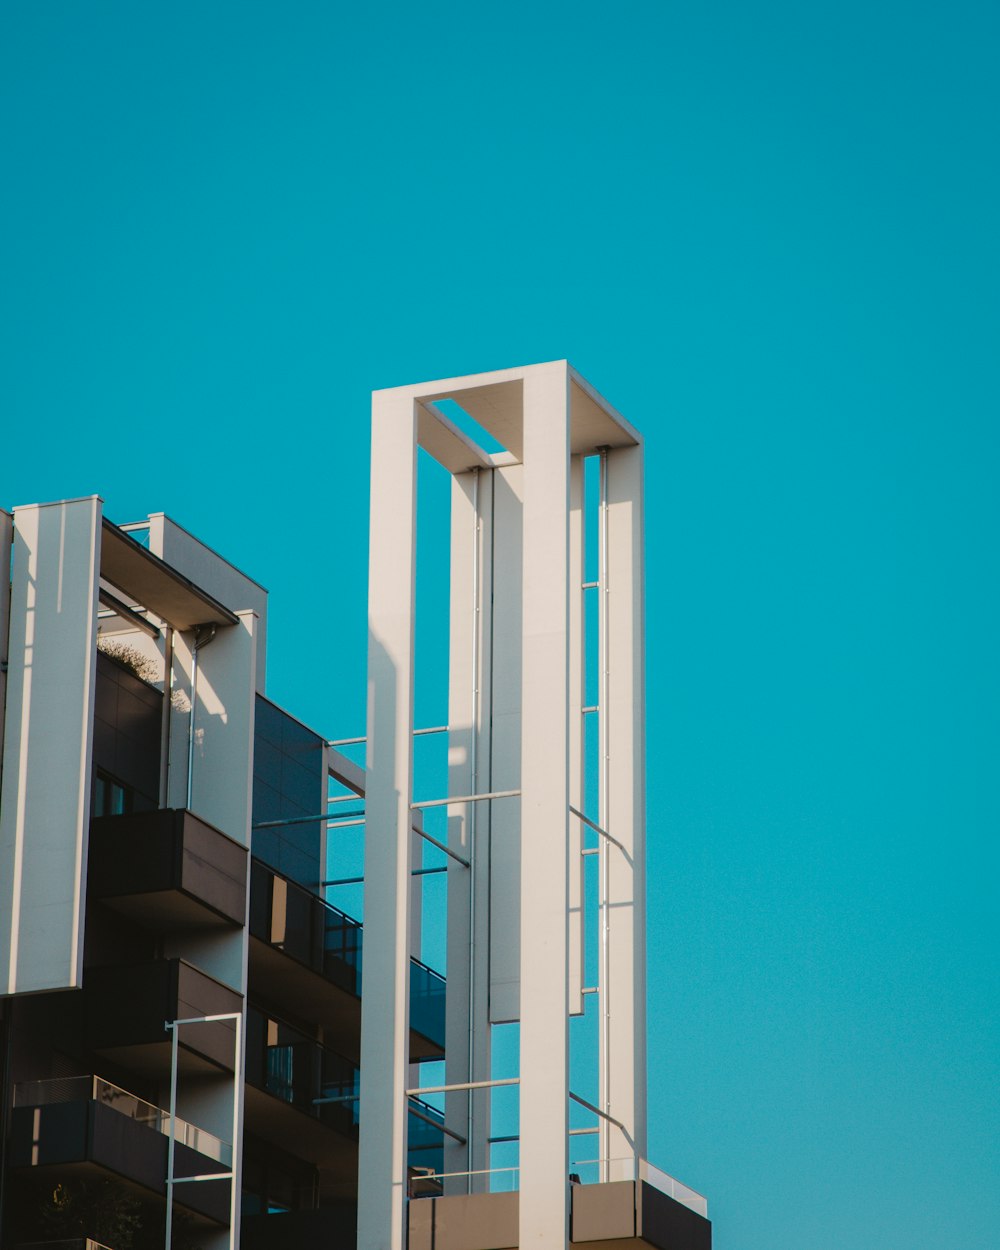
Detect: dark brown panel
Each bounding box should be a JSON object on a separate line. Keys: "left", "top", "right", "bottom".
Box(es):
{"left": 409, "top": 1191, "right": 519, "bottom": 1250}
{"left": 86, "top": 959, "right": 242, "bottom": 1073}
{"left": 637, "top": 1182, "right": 712, "bottom": 1250}
{"left": 9, "top": 1100, "right": 230, "bottom": 1224}
{"left": 571, "top": 1180, "right": 636, "bottom": 1242}
{"left": 89, "top": 808, "right": 247, "bottom": 929}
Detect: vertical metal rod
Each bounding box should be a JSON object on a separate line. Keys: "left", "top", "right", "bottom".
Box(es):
{"left": 186, "top": 625, "right": 217, "bottom": 811}
{"left": 165, "top": 1021, "right": 180, "bottom": 1250}
{"left": 598, "top": 447, "right": 611, "bottom": 1183}
{"left": 186, "top": 639, "right": 199, "bottom": 812}
{"left": 467, "top": 466, "right": 480, "bottom": 1191}
{"left": 159, "top": 626, "right": 173, "bottom": 808}
{"left": 229, "top": 1011, "right": 242, "bottom": 1249}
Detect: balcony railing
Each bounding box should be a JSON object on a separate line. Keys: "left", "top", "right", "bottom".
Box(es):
{"left": 13, "top": 1241, "right": 116, "bottom": 1250}
{"left": 246, "top": 1006, "right": 445, "bottom": 1174}
{"left": 410, "top": 955, "right": 446, "bottom": 1047}
{"left": 249, "top": 858, "right": 446, "bottom": 1049}
{"left": 246, "top": 1006, "right": 359, "bottom": 1133}
{"left": 14, "top": 1075, "right": 231, "bottom": 1166}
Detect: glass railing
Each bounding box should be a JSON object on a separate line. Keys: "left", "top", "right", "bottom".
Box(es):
{"left": 14, "top": 1075, "right": 231, "bottom": 1166}
{"left": 15, "top": 1241, "right": 116, "bottom": 1250}
{"left": 250, "top": 859, "right": 362, "bottom": 994}
{"left": 407, "top": 1094, "right": 446, "bottom": 1178}
{"left": 410, "top": 956, "right": 446, "bottom": 1046}
{"left": 249, "top": 859, "right": 445, "bottom": 1048}
{"left": 246, "top": 1006, "right": 360, "bottom": 1133}
{"left": 246, "top": 1006, "right": 443, "bottom": 1173}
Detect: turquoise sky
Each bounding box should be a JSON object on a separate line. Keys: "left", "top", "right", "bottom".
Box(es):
{"left": 2, "top": 3, "right": 998, "bottom": 1246}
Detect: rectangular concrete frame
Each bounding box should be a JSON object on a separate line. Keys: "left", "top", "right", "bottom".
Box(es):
{"left": 359, "top": 363, "right": 644, "bottom": 1250}
{"left": 0, "top": 497, "right": 102, "bottom": 995}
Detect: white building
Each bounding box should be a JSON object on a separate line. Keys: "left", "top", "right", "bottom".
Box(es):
{"left": 0, "top": 363, "right": 710, "bottom": 1250}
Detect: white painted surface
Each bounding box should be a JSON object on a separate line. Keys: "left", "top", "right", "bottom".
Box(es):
{"left": 359, "top": 362, "right": 652, "bottom": 1242}
{"left": 487, "top": 465, "right": 524, "bottom": 1024}
{"left": 603, "top": 444, "right": 648, "bottom": 1172}
{"left": 160, "top": 611, "right": 257, "bottom": 996}
{"left": 0, "top": 497, "right": 101, "bottom": 994}
{"left": 445, "top": 468, "right": 494, "bottom": 1189}
{"left": 166, "top": 628, "right": 196, "bottom": 811}
{"left": 189, "top": 612, "right": 257, "bottom": 848}
{"left": 568, "top": 455, "right": 585, "bottom": 1015}
{"left": 0, "top": 510, "right": 12, "bottom": 779}
{"left": 518, "top": 363, "right": 571, "bottom": 1250}
{"left": 147, "top": 514, "right": 268, "bottom": 693}
{"left": 358, "top": 391, "right": 418, "bottom": 1250}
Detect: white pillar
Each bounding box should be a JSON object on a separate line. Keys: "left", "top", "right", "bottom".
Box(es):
{"left": 568, "top": 455, "right": 586, "bottom": 1013}
{"left": 0, "top": 510, "right": 11, "bottom": 775}
{"left": 487, "top": 465, "right": 525, "bottom": 1026}
{"left": 445, "top": 468, "right": 494, "bottom": 1189}
{"left": 0, "top": 497, "right": 101, "bottom": 995}
{"left": 358, "top": 392, "right": 418, "bottom": 1250}
{"left": 601, "top": 443, "right": 648, "bottom": 1174}
{"left": 518, "top": 363, "right": 571, "bottom": 1249}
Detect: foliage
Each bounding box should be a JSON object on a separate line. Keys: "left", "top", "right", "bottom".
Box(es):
{"left": 97, "top": 636, "right": 159, "bottom": 684}
{"left": 37, "top": 1177, "right": 143, "bottom": 1248}
{"left": 22, "top": 1175, "right": 207, "bottom": 1250}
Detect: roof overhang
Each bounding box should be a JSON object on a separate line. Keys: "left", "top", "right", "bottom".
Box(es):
{"left": 100, "top": 519, "right": 239, "bottom": 631}
{"left": 376, "top": 361, "right": 641, "bottom": 472}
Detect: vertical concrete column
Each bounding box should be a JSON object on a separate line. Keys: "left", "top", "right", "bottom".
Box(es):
{"left": 0, "top": 497, "right": 101, "bottom": 995}
{"left": 358, "top": 391, "right": 418, "bottom": 1250}
{"left": 518, "top": 363, "right": 571, "bottom": 1249}
{"left": 568, "top": 455, "right": 586, "bottom": 1013}
{"left": 487, "top": 465, "right": 524, "bottom": 1026}
{"left": 445, "top": 468, "right": 494, "bottom": 1189}
{"left": 602, "top": 444, "right": 648, "bottom": 1173}
{"left": 0, "top": 510, "right": 11, "bottom": 778}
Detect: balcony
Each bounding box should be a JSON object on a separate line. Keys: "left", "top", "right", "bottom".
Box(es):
{"left": 409, "top": 1177, "right": 711, "bottom": 1250}
{"left": 88, "top": 808, "right": 248, "bottom": 932}
{"left": 243, "top": 1006, "right": 444, "bottom": 1200}
{"left": 243, "top": 1005, "right": 360, "bottom": 1184}
{"left": 85, "top": 958, "right": 242, "bottom": 1076}
{"left": 9, "top": 1075, "right": 232, "bottom": 1227}
{"left": 241, "top": 1207, "right": 355, "bottom": 1250}
{"left": 248, "top": 859, "right": 445, "bottom": 1061}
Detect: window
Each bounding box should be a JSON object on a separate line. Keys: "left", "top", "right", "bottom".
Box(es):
{"left": 92, "top": 768, "right": 133, "bottom": 817}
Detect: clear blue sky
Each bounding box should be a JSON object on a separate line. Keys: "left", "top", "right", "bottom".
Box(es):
{"left": 2, "top": 3, "right": 998, "bottom": 1246}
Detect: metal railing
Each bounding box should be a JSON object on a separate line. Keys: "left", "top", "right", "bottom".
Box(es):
{"left": 13, "top": 1241, "right": 117, "bottom": 1250}
{"left": 406, "top": 1155, "right": 707, "bottom": 1216}
{"left": 249, "top": 858, "right": 446, "bottom": 1048}
{"left": 13, "top": 1075, "right": 231, "bottom": 1166}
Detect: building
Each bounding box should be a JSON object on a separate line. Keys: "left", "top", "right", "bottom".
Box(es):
{"left": 0, "top": 362, "right": 711, "bottom": 1250}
